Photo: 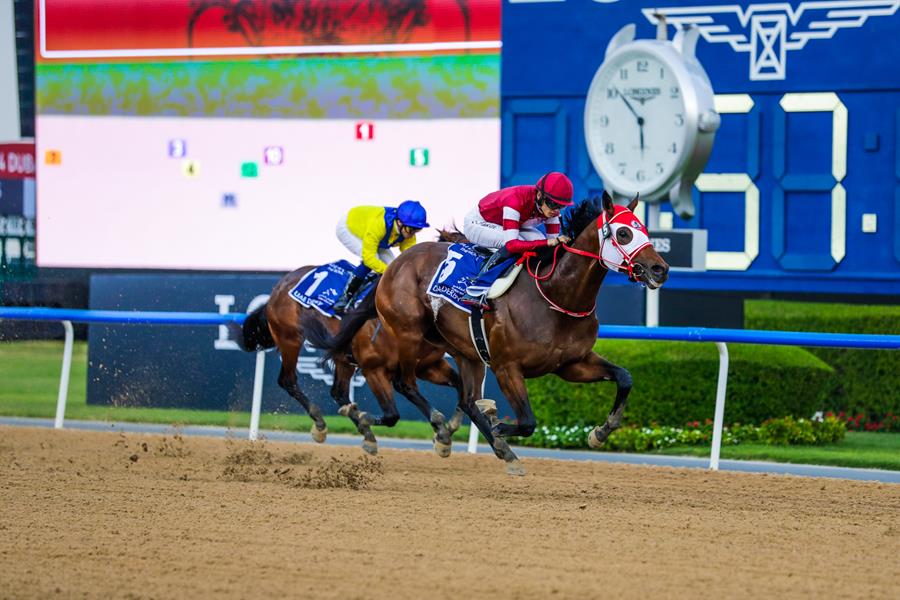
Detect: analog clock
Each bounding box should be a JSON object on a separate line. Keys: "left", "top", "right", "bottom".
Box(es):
{"left": 584, "top": 24, "right": 720, "bottom": 218}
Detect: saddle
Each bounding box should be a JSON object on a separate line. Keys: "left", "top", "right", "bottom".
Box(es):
{"left": 486, "top": 262, "right": 523, "bottom": 299}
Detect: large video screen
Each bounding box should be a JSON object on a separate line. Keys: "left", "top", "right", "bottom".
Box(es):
{"left": 35, "top": 0, "right": 500, "bottom": 271}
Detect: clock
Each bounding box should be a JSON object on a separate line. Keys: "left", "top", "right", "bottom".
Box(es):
{"left": 584, "top": 22, "right": 720, "bottom": 219}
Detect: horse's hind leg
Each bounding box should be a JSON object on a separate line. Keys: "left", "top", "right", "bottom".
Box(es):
{"left": 453, "top": 356, "right": 522, "bottom": 473}
{"left": 556, "top": 352, "right": 631, "bottom": 448}
{"left": 350, "top": 368, "right": 401, "bottom": 456}
{"left": 277, "top": 340, "right": 328, "bottom": 442}
{"left": 392, "top": 375, "right": 453, "bottom": 458}
{"left": 415, "top": 357, "right": 466, "bottom": 435}
{"left": 328, "top": 360, "right": 379, "bottom": 454}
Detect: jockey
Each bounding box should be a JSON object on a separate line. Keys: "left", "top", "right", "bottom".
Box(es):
{"left": 460, "top": 172, "right": 574, "bottom": 308}
{"left": 333, "top": 200, "right": 429, "bottom": 314}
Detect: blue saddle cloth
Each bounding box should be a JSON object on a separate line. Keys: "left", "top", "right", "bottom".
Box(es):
{"left": 288, "top": 260, "right": 375, "bottom": 318}
{"left": 426, "top": 243, "right": 516, "bottom": 313}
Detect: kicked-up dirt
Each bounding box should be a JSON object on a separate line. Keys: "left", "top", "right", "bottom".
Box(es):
{"left": 0, "top": 425, "right": 898, "bottom": 599}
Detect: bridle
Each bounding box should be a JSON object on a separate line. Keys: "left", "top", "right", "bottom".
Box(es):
{"left": 517, "top": 207, "right": 652, "bottom": 318}
{"left": 597, "top": 208, "right": 653, "bottom": 282}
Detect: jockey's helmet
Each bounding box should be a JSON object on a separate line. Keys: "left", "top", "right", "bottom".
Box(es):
{"left": 397, "top": 200, "right": 430, "bottom": 229}
{"left": 536, "top": 172, "right": 574, "bottom": 207}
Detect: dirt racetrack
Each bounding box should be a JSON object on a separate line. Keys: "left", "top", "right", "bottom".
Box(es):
{"left": 1, "top": 426, "right": 898, "bottom": 599}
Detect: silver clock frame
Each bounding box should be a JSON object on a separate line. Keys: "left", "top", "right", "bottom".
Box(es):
{"left": 584, "top": 23, "right": 719, "bottom": 219}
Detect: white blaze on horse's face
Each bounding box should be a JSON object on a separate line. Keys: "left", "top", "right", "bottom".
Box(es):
{"left": 598, "top": 207, "right": 654, "bottom": 285}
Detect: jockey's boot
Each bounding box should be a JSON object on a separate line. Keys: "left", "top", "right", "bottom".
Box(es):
{"left": 460, "top": 248, "right": 510, "bottom": 310}
{"left": 333, "top": 274, "right": 365, "bottom": 314}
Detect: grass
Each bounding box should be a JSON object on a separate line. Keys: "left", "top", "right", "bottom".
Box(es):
{"left": 2, "top": 340, "right": 899, "bottom": 470}
{"left": 653, "top": 433, "right": 900, "bottom": 471}
{"left": 0, "top": 340, "right": 455, "bottom": 440}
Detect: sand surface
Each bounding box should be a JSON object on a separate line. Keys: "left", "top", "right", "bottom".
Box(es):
{"left": 1, "top": 426, "right": 898, "bottom": 599}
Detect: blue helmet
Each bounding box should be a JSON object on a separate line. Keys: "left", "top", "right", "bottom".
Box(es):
{"left": 397, "top": 200, "right": 429, "bottom": 229}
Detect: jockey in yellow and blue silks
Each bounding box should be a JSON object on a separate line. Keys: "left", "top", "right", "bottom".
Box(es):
{"left": 333, "top": 200, "right": 430, "bottom": 314}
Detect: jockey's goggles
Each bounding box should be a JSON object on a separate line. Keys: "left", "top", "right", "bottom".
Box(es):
{"left": 540, "top": 195, "right": 567, "bottom": 211}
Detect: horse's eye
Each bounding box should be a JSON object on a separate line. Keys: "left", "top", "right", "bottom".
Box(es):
{"left": 617, "top": 228, "right": 633, "bottom": 243}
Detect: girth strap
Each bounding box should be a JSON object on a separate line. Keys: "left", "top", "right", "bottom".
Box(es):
{"left": 468, "top": 305, "right": 491, "bottom": 366}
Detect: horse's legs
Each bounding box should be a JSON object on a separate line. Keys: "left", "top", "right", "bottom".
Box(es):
{"left": 275, "top": 340, "right": 328, "bottom": 441}
{"left": 491, "top": 364, "right": 537, "bottom": 439}
{"left": 360, "top": 368, "right": 401, "bottom": 428}
{"left": 328, "top": 360, "right": 379, "bottom": 454}
{"left": 391, "top": 375, "right": 453, "bottom": 456}
{"left": 415, "top": 357, "right": 466, "bottom": 435}
{"left": 556, "top": 352, "right": 632, "bottom": 448}
{"left": 453, "top": 356, "right": 522, "bottom": 473}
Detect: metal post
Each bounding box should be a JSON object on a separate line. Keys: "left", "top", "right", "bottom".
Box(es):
{"left": 54, "top": 320, "right": 74, "bottom": 429}
{"left": 467, "top": 376, "right": 486, "bottom": 454}
{"left": 248, "top": 350, "right": 265, "bottom": 440}
{"left": 709, "top": 342, "right": 729, "bottom": 470}
{"left": 645, "top": 203, "right": 661, "bottom": 328}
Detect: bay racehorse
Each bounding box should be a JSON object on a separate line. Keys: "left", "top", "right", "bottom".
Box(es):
{"left": 313, "top": 192, "right": 669, "bottom": 474}
{"left": 233, "top": 260, "right": 466, "bottom": 455}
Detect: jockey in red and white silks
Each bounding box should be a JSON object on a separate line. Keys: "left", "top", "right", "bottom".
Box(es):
{"left": 460, "top": 172, "right": 575, "bottom": 307}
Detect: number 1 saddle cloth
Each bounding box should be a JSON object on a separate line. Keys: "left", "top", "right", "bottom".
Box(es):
{"left": 288, "top": 260, "right": 375, "bottom": 319}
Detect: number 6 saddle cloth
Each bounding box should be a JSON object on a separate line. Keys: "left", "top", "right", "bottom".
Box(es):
{"left": 288, "top": 260, "right": 375, "bottom": 319}
{"left": 427, "top": 243, "right": 522, "bottom": 314}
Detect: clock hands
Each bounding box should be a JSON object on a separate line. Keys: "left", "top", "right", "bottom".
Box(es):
{"left": 615, "top": 87, "right": 646, "bottom": 158}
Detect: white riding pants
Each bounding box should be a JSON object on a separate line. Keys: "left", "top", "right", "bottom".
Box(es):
{"left": 462, "top": 206, "right": 545, "bottom": 249}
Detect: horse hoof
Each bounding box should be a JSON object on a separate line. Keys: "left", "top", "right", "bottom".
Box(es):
{"left": 433, "top": 438, "right": 452, "bottom": 458}
{"left": 362, "top": 440, "right": 378, "bottom": 455}
{"left": 505, "top": 459, "right": 526, "bottom": 476}
{"left": 338, "top": 403, "right": 358, "bottom": 417}
{"left": 311, "top": 424, "right": 328, "bottom": 444}
{"left": 587, "top": 426, "right": 604, "bottom": 449}
{"left": 475, "top": 398, "right": 498, "bottom": 417}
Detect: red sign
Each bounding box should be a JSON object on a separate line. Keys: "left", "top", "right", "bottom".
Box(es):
{"left": 355, "top": 122, "right": 374, "bottom": 140}
{"left": 37, "top": 0, "right": 500, "bottom": 60}
{"left": 0, "top": 142, "right": 36, "bottom": 179}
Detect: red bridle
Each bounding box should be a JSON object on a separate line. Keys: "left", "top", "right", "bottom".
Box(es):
{"left": 517, "top": 212, "right": 651, "bottom": 317}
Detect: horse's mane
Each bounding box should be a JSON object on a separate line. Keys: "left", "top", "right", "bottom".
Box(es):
{"left": 559, "top": 196, "right": 604, "bottom": 240}
{"left": 437, "top": 227, "right": 469, "bottom": 243}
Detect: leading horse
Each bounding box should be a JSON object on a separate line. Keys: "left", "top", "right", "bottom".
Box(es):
{"left": 314, "top": 192, "right": 669, "bottom": 474}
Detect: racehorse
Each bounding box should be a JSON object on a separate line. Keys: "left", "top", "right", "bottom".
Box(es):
{"left": 233, "top": 248, "right": 468, "bottom": 456}
{"left": 312, "top": 192, "right": 669, "bottom": 474}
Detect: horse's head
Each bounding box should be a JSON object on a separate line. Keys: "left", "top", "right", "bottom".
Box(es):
{"left": 598, "top": 191, "right": 669, "bottom": 289}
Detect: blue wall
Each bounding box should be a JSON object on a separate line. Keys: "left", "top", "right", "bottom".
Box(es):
{"left": 502, "top": 0, "right": 900, "bottom": 295}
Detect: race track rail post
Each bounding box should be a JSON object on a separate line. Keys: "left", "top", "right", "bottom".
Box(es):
{"left": 709, "top": 342, "right": 729, "bottom": 470}
{"left": 54, "top": 320, "right": 74, "bottom": 429}
{"left": 248, "top": 350, "right": 265, "bottom": 441}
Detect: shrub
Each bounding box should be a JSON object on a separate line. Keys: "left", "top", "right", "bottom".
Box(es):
{"left": 525, "top": 339, "right": 833, "bottom": 428}
{"left": 745, "top": 300, "right": 900, "bottom": 420}
{"left": 516, "top": 416, "right": 845, "bottom": 452}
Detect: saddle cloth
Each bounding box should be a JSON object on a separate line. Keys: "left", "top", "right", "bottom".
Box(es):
{"left": 427, "top": 243, "right": 522, "bottom": 314}
{"left": 288, "top": 260, "right": 374, "bottom": 318}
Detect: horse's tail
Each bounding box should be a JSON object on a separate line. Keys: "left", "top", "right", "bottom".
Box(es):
{"left": 302, "top": 284, "right": 378, "bottom": 363}
{"left": 437, "top": 225, "right": 469, "bottom": 244}
{"left": 233, "top": 303, "right": 276, "bottom": 352}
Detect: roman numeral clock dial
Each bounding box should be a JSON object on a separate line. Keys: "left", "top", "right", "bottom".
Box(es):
{"left": 584, "top": 24, "right": 720, "bottom": 218}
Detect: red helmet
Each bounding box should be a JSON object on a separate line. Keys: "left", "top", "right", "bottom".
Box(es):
{"left": 536, "top": 172, "right": 574, "bottom": 206}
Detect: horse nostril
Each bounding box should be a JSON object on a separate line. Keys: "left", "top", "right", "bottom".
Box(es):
{"left": 651, "top": 264, "right": 668, "bottom": 279}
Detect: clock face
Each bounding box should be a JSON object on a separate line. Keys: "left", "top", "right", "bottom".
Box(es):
{"left": 585, "top": 49, "right": 689, "bottom": 196}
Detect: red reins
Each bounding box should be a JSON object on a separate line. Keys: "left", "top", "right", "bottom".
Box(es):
{"left": 517, "top": 242, "right": 602, "bottom": 318}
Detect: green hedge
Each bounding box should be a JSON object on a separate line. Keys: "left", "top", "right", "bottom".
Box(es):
{"left": 745, "top": 300, "right": 900, "bottom": 418}
{"left": 525, "top": 339, "right": 834, "bottom": 428}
